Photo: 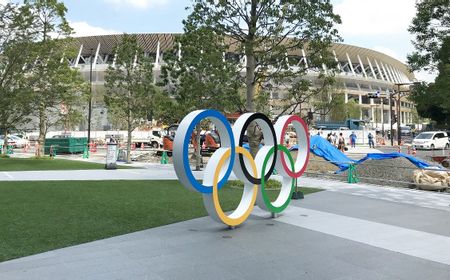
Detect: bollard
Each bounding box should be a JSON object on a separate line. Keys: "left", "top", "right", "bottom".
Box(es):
{"left": 49, "top": 145, "right": 54, "bottom": 159}
{"left": 160, "top": 151, "right": 169, "bottom": 164}
{"left": 82, "top": 146, "right": 89, "bottom": 159}
{"left": 347, "top": 163, "right": 359, "bottom": 184}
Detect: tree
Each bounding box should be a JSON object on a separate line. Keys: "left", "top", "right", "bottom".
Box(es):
{"left": 275, "top": 74, "right": 344, "bottom": 123}
{"left": 329, "top": 93, "right": 360, "bottom": 121}
{"left": 410, "top": 37, "right": 450, "bottom": 127}
{"left": 23, "top": 0, "right": 87, "bottom": 157}
{"left": 0, "top": 3, "right": 35, "bottom": 153}
{"left": 105, "top": 34, "right": 158, "bottom": 164}
{"left": 159, "top": 27, "right": 242, "bottom": 169}
{"left": 408, "top": 0, "right": 449, "bottom": 71}
{"left": 185, "top": 0, "right": 341, "bottom": 156}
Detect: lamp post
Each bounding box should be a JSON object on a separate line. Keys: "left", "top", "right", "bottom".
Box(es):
{"left": 381, "top": 97, "right": 385, "bottom": 137}
{"left": 390, "top": 92, "right": 394, "bottom": 146}
{"left": 87, "top": 48, "right": 93, "bottom": 152}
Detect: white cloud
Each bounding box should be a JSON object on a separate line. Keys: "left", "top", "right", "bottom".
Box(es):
{"left": 0, "top": 0, "right": 7, "bottom": 5}
{"left": 334, "top": 0, "right": 416, "bottom": 36}
{"left": 104, "top": 0, "right": 168, "bottom": 9}
{"left": 70, "top": 21, "right": 121, "bottom": 37}
{"left": 414, "top": 70, "right": 438, "bottom": 83}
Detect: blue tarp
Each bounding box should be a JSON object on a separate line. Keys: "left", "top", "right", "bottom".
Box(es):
{"left": 307, "top": 135, "right": 355, "bottom": 170}
{"left": 290, "top": 135, "right": 435, "bottom": 172}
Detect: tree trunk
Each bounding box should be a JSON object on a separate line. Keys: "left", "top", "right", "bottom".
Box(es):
{"left": 2, "top": 128, "right": 8, "bottom": 155}
{"left": 195, "top": 125, "right": 202, "bottom": 171}
{"left": 126, "top": 113, "right": 132, "bottom": 164}
{"left": 245, "top": 53, "right": 256, "bottom": 112}
{"left": 245, "top": 52, "right": 260, "bottom": 158}
{"left": 37, "top": 104, "right": 46, "bottom": 157}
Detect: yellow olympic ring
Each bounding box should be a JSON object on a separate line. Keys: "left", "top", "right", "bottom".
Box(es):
{"left": 211, "top": 146, "right": 258, "bottom": 227}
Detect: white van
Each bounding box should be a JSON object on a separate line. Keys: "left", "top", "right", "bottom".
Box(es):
{"left": 412, "top": 131, "right": 449, "bottom": 150}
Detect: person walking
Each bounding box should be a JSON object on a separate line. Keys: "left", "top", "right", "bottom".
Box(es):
{"left": 326, "top": 133, "right": 333, "bottom": 144}
{"left": 350, "top": 131, "right": 357, "bottom": 148}
{"left": 338, "top": 133, "right": 345, "bottom": 152}
{"left": 368, "top": 132, "right": 374, "bottom": 148}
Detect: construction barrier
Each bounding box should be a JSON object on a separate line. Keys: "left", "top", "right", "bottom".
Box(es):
{"left": 160, "top": 151, "right": 169, "bottom": 164}
{"left": 347, "top": 164, "right": 359, "bottom": 183}
{"left": 82, "top": 146, "right": 89, "bottom": 159}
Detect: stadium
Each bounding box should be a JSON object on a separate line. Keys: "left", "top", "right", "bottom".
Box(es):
{"left": 69, "top": 33, "right": 416, "bottom": 132}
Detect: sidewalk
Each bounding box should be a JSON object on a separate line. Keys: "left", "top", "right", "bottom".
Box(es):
{"left": 3, "top": 163, "right": 450, "bottom": 212}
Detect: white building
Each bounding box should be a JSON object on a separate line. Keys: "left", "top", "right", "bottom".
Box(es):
{"left": 70, "top": 33, "right": 416, "bottom": 131}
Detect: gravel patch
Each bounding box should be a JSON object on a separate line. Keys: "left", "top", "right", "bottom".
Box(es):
{"left": 305, "top": 153, "right": 439, "bottom": 189}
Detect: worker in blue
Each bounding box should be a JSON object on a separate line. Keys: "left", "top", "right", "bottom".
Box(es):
{"left": 350, "top": 131, "right": 357, "bottom": 148}
{"left": 368, "top": 132, "right": 375, "bottom": 148}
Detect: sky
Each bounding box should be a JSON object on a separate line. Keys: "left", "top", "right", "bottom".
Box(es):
{"left": 60, "top": 0, "right": 435, "bottom": 82}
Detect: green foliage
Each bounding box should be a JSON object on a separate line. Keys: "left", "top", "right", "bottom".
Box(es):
{"left": 225, "top": 179, "right": 282, "bottom": 190}
{"left": 410, "top": 37, "right": 450, "bottom": 127}
{"left": 275, "top": 74, "right": 345, "bottom": 122}
{"left": 184, "top": 0, "right": 341, "bottom": 111}
{"left": 159, "top": 27, "right": 243, "bottom": 123}
{"left": 105, "top": 34, "right": 158, "bottom": 163}
{"left": 19, "top": 0, "right": 87, "bottom": 157}
{"left": 0, "top": 3, "right": 36, "bottom": 150}
{"left": 408, "top": 0, "right": 450, "bottom": 71}
{"left": 329, "top": 94, "right": 360, "bottom": 121}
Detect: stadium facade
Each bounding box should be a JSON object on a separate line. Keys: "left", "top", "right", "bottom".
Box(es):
{"left": 70, "top": 33, "right": 416, "bottom": 131}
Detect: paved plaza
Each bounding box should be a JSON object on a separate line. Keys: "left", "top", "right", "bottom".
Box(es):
{"left": 1, "top": 165, "right": 450, "bottom": 279}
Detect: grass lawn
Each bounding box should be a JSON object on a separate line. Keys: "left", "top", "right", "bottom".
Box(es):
{"left": 0, "top": 180, "right": 321, "bottom": 262}
{"left": 0, "top": 158, "right": 133, "bottom": 171}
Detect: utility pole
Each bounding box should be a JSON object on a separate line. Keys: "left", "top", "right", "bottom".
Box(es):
{"left": 397, "top": 85, "right": 401, "bottom": 146}
{"left": 392, "top": 82, "right": 421, "bottom": 146}
{"left": 87, "top": 48, "right": 93, "bottom": 150}
{"left": 381, "top": 97, "right": 385, "bottom": 136}
{"left": 390, "top": 91, "right": 394, "bottom": 146}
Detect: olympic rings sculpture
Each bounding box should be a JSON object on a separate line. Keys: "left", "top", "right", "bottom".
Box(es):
{"left": 174, "top": 110, "right": 310, "bottom": 227}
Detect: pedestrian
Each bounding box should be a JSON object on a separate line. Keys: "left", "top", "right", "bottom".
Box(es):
{"left": 284, "top": 132, "right": 290, "bottom": 147}
{"left": 350, "top": 131, "right": 357, "bottom": 148}
{"left": 368, "top": 132, "right": 374, "bottom": 148}
{"left": 338, "top": 133, "right": 345, "bottom": 152}
{"left": 326, "top": 133, "right": 332, "bottom": 144}
{"left": 332, "top": 132, "right": 337, "bottom": 147}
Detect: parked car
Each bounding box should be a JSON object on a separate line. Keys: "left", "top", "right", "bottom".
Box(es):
{"left": 0, "top": 136, "right": 17, "bottom": 148}
{"left": 412, "top": 131, "right": 449, "bottom": 150}
{"left": 9, "top": 135, "right": 29, "bottom": 148}
{"left": 400, "top": 126, "right": 411, "bottom": 136}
